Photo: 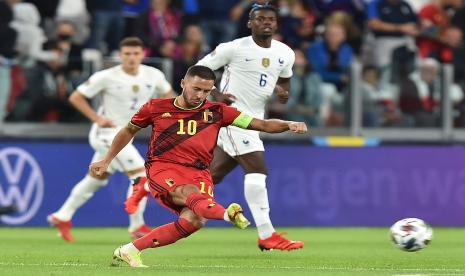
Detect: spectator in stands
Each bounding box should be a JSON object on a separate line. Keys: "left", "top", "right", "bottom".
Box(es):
{"left": 135, "top": 0, "right": 182, "bottom": 57}
{"left": 306, "top": 21, "right": 353, "bottom": 91}
{"left": 55, "top": 0, "right": 89, "bottom": 45}
{"left": 278, "top": 0, "right": 316, "bottom": 50}
{"left": 196, "top": 0, "right": 237, "bottom": 49}
{"left": 306, "top": 21, "right": 352, "bottom": 126}
{"left": 451, "top": 3, "right": 465, "bottom": 86}
{"left": 367, "top": 0, "right": 419, "bottom": 86}
{"left": 361, "top": 65, "right": 401, "bottom": 127}
{"left": 123, "top": 0, "right": 149, "bottom": 36}
{"left": 9, "top": 0, "right": 60, "bottom": 66}
{"left": 172, "top": 24, "right": 208, "bottom": 90}
{"left": 400, "top": 58, "right": 464, "bottom": 126}
{"left": 53, "top": 21, "right": 84, "bottom": 85}
{"left": 86, "top": 0, "right": 125, "bottom": 54}
{"left": 311, "top": 0, "right": 366, "bottom": 27}
{"left": 417, "top": 0, "right": 463, "bottom": 63}
{"left": 23, "top": 0, "right": 59, "bottom": 27}
{"left": 26, "top": 40, "right": 79, "bottom": 122}
{"left": 0, "top": 0, "right": 17, "bottom": 122}
{"left": 325, "top": 11, "right": 362, "bottom": 53}
{"left": 269, "top": 49, "right": 323, "bottom": 126}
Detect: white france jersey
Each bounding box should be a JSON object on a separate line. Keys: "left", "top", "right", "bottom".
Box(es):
{"left": 77, "top": 64, "right": 171, "bottom": 127}
{"left": 198, "top": 36, "right": 295, "bottom": 119}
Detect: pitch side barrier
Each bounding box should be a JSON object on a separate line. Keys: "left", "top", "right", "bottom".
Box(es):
{"left": 0, "top": 142, "right": 464, "bottom": 227}
{"left": 2, "top": 59, "right": 465, "bottom": 143}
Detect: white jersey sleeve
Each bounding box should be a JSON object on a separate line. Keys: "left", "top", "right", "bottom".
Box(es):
{"left": 197, "top": 41, "right": 236, "bottom": 70}
{"left": 151, "top": 69, "right": 172, "bottom": 98}
{"left": 280, "top": 49, "right": 295, "bottom": 78}
{"left": 77, "top": 70, "right": 108, "bottom": 98}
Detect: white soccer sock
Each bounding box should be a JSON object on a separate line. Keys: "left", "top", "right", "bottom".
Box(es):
{"left": 122, "top": 242, "right": 140, "bottom": 253}
{"left": 244, "top": 173, "right": 275, "bottom": 239}
{"left": 53, "top": 175, "right": 108, "bottom": 221}
{"left": 128, "top": 172, "right": 148, "bottom": 232}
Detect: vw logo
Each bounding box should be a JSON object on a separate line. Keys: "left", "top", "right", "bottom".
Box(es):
{"left": 0, "top": 147, "right": 44, "bottom": 225}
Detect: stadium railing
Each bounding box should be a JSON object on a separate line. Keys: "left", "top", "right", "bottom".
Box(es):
{"left": 2, "top": 58, "right": 465, "bottom": 143}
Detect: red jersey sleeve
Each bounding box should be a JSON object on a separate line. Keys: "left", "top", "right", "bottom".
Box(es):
{"left": 221, "top": 105, "right": 241, "bottom": 127}
{"left": 130, "top": 101, "right": 152, "bottom": 128}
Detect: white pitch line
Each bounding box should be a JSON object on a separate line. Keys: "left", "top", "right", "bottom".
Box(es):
{"left": 0, "top": 262, "right": 465, "bottom": 274}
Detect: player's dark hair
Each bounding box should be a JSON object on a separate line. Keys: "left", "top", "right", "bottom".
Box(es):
{"left": 249, "top": 2, "right": 279, "bottom": 19}
{"left": 119, "top": 37, "right": 144, "bottom": 49}
{"left": 185, "top": 65, "right": 216, "bottom": 82}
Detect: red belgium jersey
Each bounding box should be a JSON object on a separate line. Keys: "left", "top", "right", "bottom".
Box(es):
{"left": 130, "top": 98, "right": 242, "bottom": 169}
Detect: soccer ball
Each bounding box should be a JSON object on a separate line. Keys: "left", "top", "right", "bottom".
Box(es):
{"left": 389, "top": 218, "right": 433, "bottom": 252}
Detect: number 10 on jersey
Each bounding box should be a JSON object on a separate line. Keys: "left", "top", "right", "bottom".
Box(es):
{"left": 177, "top": 119, "right": 197, "bottom": 135}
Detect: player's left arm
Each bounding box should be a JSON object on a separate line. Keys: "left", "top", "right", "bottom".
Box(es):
{"left": 274, "top": 77, "right": 291, "bottom": 104}
{"left": 232, "top": 113, "right": 307, "bottom": 134}
{"left": 275, "top": 48, "right": 295, "bottom": 104}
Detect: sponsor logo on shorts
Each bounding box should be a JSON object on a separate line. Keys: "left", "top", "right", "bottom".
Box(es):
{"left": 242, "top": 139, "right": 250, "bottom": 145}
{"left": 162, "top": 112, "right": 172, "bottom": 118}
{"left": 165, "top": 178, "right": 175, "bottom": 187}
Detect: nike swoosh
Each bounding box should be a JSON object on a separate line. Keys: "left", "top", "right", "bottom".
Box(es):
{"left": 245, "top": 58, "right": 253, "bottom": 61}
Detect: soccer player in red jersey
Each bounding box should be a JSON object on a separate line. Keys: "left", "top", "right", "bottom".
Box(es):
{"left": 89, "top": 65, "right": 308, "bottom": 267}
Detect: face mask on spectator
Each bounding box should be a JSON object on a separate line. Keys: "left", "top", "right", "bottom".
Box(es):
{"left": 58, "top": 34, "right": 72, "bottom": 41}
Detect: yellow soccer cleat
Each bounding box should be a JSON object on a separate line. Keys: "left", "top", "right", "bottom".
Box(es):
{"left": 111, "top": 246, "right": 148, "bottom": 268}
{"left": 227, "top": 203, "right": 250, "bottom": 229}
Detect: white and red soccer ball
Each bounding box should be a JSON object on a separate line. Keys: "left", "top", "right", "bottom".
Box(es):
{"left": 390, "top": 218, "right": 433, "bottom": 252}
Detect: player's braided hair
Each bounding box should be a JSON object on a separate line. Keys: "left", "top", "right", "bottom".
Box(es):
{"left": 185, "top": 65, "right": 216, "bottom": 81}
{"left": 249, "top": 2, "right": 279, "bottom": 19}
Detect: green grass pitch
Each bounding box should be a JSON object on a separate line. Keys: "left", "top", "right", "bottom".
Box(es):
{"left": 0, "top": 227, "right": 464, "bottom": 275}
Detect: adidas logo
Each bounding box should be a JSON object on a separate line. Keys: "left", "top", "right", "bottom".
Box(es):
{"left": 162, "top": 112, "right": 171, "bottom": 118}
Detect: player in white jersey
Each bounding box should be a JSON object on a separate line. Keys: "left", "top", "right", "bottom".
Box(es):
{"left": 197, "top": 3, "right": 304, "bottom": 251}
{"left": 47, "top": 37, "right": 174, "bottom": 242}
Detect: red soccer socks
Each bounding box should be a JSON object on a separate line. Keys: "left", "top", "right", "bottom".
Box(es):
{"left": 185, "top": 193, "right": 225, "bottom": 220}
{"left": 132, "top": 218, "right": 199, "bottom": 250}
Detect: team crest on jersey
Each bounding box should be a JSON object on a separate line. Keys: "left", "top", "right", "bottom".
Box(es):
{"left": 165, "top": 178, "right": 175, "bottom": 187}
{"left": 203, "top": 109, "right": 213, "bottom": 123}
{"left": 262, "top": 58, "right": 270, "bottom": 68}
{"left": 132, "top": 85, "right": 140, "bottom": 93}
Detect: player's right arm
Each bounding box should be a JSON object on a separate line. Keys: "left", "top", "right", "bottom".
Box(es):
{"left": 90, "top": 101, "right": 152, "bottom": 176}
{"left": 69, "top": 91, "right": 115, "bottom": 127}
{"left": 71, "top": 70, "right": 115, "bottom": 127}
{"left": 89, "top": 123, "right": 140, "bottom": 176}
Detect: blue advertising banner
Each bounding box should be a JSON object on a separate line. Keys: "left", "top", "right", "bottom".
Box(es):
{"left": 0, "top": 142, "right": 464, "bottom": 227}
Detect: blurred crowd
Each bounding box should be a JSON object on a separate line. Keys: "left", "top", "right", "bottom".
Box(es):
{"left": 2, "top": 0, "right": 465, "bottom": 128}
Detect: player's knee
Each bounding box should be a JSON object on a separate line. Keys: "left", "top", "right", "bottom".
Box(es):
{"left": 189, "top": 217, "right": 207, "bottom": 229}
